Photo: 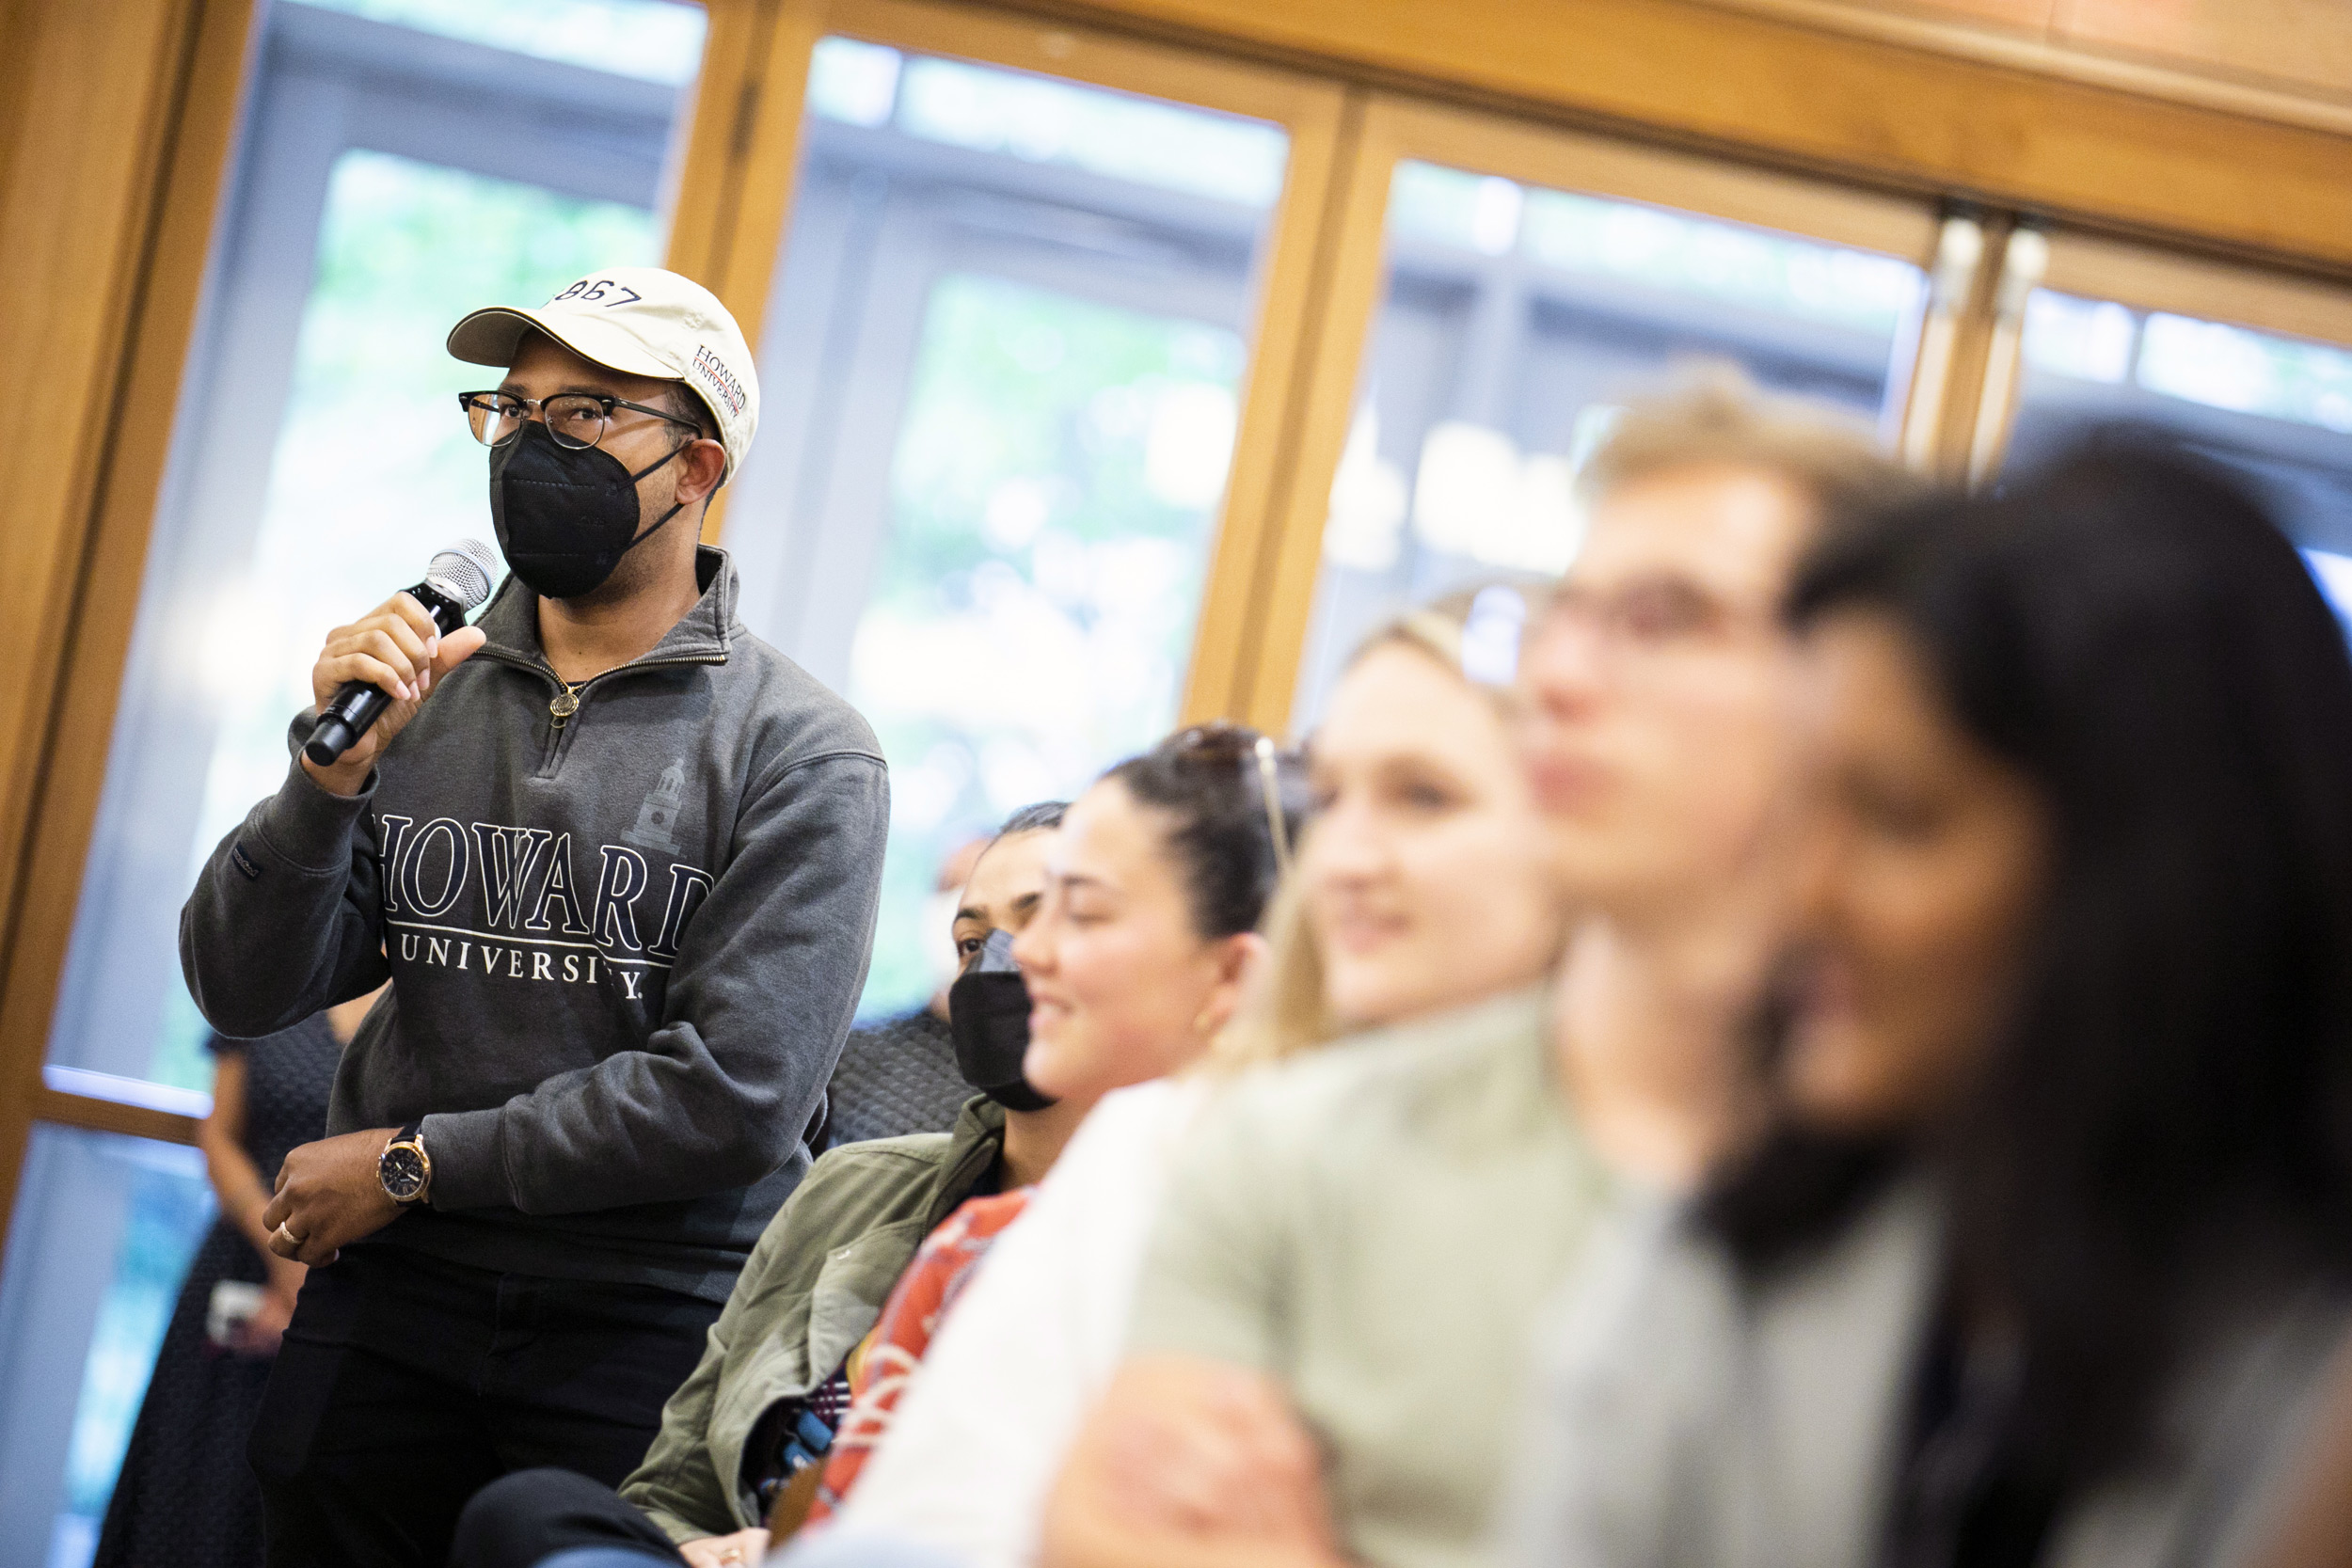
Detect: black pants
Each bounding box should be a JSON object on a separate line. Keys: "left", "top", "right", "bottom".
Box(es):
{"left": 450, "top": 1467, "right": 685, "bottom": 1567}
{"left": 248, "top": 1245, "right": 720, "bottom": 1568}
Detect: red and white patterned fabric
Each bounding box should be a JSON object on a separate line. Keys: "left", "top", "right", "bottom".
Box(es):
{"left": 806, "top": 1187, "right": 1035, "bottom": 1520}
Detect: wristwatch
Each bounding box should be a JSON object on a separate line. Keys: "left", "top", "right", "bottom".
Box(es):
{"left": 378, "top": 1121, "right": 432, "bottom": 1205}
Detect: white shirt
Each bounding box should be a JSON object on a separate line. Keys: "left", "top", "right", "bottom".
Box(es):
{"left": 829, "top": 1076, "right": 1210, "bottom": 1568}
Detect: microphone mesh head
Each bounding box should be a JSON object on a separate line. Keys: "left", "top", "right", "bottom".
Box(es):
{"left": 425, "top": 539, "right": 500, "bottom": 610}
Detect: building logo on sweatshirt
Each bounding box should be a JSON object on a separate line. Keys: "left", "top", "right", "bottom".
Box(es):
{"left": 622, "top": 758, "right": 689, "bottom": 855}
{"left": 374, "top": 812, "right": 713, "bottom": 1000}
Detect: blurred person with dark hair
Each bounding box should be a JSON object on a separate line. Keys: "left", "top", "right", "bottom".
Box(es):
{"left": 2236, "top": 1346, "right": 2352, "bottom": 1568}
{"left": 92, "top": 988, "right": 378, "bottom": 1568}
{"left": 790, "top": 594, "right": 1553, "bottom": 1568}
{"left": 820, "top": 836, "right": 996, "bottom": 1151}
{"left": 180, "top": 269, "right": 892, "bottom": 1567}
{"left": 1511, "top": 442, "right": 2352, "bottom": 1568}
{"left": 450, "top": 805, "right": 1074, "bottom": 1568}
{"left": 1040, "top": 378, "right": 1920, "bottom": 1568}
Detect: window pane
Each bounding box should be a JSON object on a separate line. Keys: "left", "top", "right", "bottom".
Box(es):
{"left": 280, "top": 0, "right": 707, "bottom": 84}
{"left": 48, "top": 2, "right": 691, "bottom": 1093}
{"left": 1291, "top": 160, "right": 1928, "bottom": 726}
{"left": 724, "top": 41, "right": 1287, "bottom": 1020}
{"left": 2010, "top": 292, "right": 2352, "bottom": 624}
{"left": 0, "top": 1128, "right": 215, "bottom": 1568}
{"left": 1519, "top": 183, "right": 1922, "bottom": 336}
{"left": 855, "top": 275, "right": 1243, "bottom": 1011}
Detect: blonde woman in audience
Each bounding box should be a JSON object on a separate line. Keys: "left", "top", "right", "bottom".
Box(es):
{"left": 1039, "top": 383, "right": 1918, "bottom": 1568}
{"left": 787, "top": 593, "right": 1568, "bottom": 1568}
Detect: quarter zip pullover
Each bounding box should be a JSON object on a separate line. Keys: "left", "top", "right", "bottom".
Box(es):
{"left": 182, "top": 547, "right": 890, "bottom": 1301}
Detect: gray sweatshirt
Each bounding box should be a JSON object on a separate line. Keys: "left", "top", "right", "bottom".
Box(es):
{"left": 1507, "top": 1178, "right": 2352, "bottom": 1568}
{"left": 181, "top": 546, "right": 889, "bottom": 1301}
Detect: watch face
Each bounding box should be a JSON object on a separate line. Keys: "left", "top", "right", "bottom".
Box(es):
{"left": 381, "top": 1144, "right": 428, "bottom": 1202}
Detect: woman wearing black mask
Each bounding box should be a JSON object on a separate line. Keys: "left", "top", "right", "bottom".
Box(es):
{"left": 1510, "top": 444, "right": 2352, "bottom": 1568}
{"left": 453, "top": 804, "right": 1072, "bottom": 1568}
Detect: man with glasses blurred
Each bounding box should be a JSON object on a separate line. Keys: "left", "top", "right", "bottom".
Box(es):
{"left": 182, "top": 267, "right": 890, "bottom": 1567}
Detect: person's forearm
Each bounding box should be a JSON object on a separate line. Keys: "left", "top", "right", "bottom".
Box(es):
{"left": 419, "top": 1022, "right": 806, "bottom": 1213}
{"left": 1042, "top": 1503, "right": 1345, "bottom": 1568}
{"left": 204, "top": 1138, "right": 278, "bottom": 1257}
{"left": 1044, "top": 1359, "right": 1340, "bottom": 1568}
{"left": 199, "top": 1058, "right": 271, "bottom": 1254}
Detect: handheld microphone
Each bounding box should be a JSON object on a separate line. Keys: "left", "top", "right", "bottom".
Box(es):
{"left": 302, "top": 540, "right": 500, "bottom": 768}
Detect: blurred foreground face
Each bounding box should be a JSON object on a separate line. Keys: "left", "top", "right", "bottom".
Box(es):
{"left": 1304, "top": 643, "right": 1565, "bottom": 1029}
{"left": 1519, "top": 465, "right": 1813, "bottom": 908}
{"left": 1785, "top": 611, "right": 2047, "bottom": 1131}
{"left": 1013, "top": 780, "right": 1225, "bottom": 1099}
{"left": 953, "top": 828, "right": 1056, "bottom": 965}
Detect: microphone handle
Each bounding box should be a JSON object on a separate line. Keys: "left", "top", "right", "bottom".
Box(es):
{"left": 301, "top": 581, "right": 470, "bottom": 768}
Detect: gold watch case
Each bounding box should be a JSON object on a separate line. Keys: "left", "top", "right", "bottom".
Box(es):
{"left": 378, "top": 1131, "right": 432, "bottom": 1205}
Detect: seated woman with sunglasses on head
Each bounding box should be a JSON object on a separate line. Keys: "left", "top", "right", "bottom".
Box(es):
{"left": 782, "top": 594, "right": 1568, "bottom": 1568}
{"left": 787, "top": 725, "right": 1308, "bottom": 1530}
{"left": 1511, "top": 443, "right": 2352, "bottom": 1568}
{"left": 768, "top": 721, "right": 1304, "bottom": 1563}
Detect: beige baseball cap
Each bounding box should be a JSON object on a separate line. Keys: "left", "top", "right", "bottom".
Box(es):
{"left": 447, "top": 266, "right": 759, "bottom": 481}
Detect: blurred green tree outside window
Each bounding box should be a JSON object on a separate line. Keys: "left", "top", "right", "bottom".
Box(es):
{"left": 850, "top": 273, "right": 1244, "bottom": 1018}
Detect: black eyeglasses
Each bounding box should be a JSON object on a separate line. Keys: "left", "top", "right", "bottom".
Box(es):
{"left": 457, "top": 390, "right": 705, "bottom": 451}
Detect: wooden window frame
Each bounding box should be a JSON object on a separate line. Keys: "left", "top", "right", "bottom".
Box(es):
{"left": 2042, "top": 236, "right": 2352, "bottom": 347}
{"left": 663, "top": 0, "right": 1350, "bottom": 727}
{"left": 1965, "top": 227, "right": 2352, "bottom": 482}
{"left": 1014, "top": 0, "right": 2352, "bottom": 278}
{"left": 1210, "top": 92, "right": 1957, "bottom": 734}
{"left": 0, "top": 0, "right": 262, "bottom": 1229}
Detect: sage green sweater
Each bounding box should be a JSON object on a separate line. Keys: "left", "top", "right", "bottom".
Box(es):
{"left": 621, "top": 1096, "right": 1005, "bottom": 1543}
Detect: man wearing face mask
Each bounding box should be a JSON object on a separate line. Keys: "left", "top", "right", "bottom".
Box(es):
{"left": 442, "top": 803, "right": 1077, "bottom": 1568}
{"left": 180, "top": 268, "right": 891, "bottom": 1568}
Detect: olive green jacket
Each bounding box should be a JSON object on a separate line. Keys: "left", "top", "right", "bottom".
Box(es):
{"left": 620, "top": 1096, "right": 1006, "bottom": 1543}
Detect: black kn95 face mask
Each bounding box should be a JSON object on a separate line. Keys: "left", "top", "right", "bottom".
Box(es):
{"left": 489, "top": 420, "right": 687, "bottom": 600}
{"left": 948, "top": 928, "right": 1056, "bottom": 1113}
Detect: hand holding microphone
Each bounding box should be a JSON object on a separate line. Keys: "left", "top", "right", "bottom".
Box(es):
{"left": 300, "top": 541, "right": 498, "bottom": 795}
